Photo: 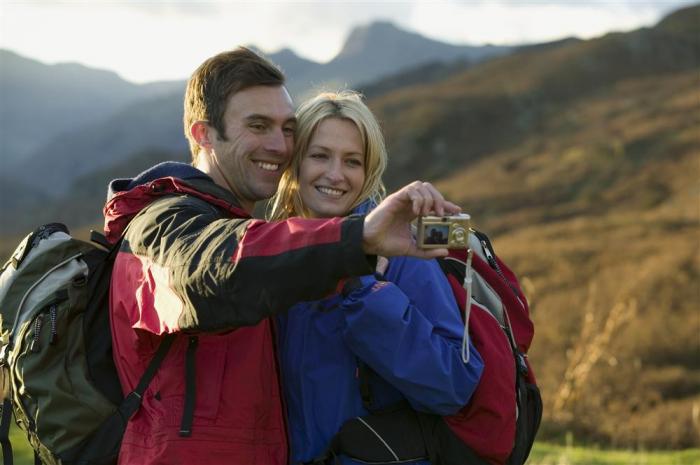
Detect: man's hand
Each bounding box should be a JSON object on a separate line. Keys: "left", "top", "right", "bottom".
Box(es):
{"left": 363, "top": 181, "right": 461, "bottom": 259}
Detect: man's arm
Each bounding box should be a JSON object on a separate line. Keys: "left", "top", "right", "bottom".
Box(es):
{"left": 122, "top": 195, "right": 372, "bottom": 332}
{"left": 119, "top": 180, "right": 460, "bottom": 333}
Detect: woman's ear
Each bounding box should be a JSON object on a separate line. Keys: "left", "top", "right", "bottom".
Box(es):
{"left": 190, "top": 121, "right": 214, "bottom": 149}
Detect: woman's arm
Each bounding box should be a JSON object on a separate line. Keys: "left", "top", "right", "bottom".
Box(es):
{"left": 340, "top": 256, "right": 483, "bottom": 415}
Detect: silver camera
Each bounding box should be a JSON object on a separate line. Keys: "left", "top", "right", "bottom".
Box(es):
{"left": 416, "top": 213, "right": 471, "bottom": 249}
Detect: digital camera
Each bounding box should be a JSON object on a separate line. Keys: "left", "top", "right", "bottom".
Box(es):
{"left": 416, "top": 213, "right": 471, "bottom": 249}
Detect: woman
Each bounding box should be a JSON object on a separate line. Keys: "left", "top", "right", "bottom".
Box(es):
{"left": 269, "top": 91, "right": 483, "bottom": 465}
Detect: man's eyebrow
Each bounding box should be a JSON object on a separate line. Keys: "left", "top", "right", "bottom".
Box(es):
{"left": 244, "top": 114, "right": 297, "bottom": 125}
{"left": 244, "top": 114, "right": 273, "bottom": 123}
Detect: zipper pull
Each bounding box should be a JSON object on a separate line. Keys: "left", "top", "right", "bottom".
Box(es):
{"left": 30, "top": 314, "right": 44, "bottom": 353}
{"left": 480, "top": 240, "right": 498, "bottom": 267}
{"left": 49, "top": 305, "right": 58, "bottom": 345}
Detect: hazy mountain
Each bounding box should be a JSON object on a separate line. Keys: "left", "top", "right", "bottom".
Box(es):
{"left": 267, "top": 47, "right": 322, "bottom": 85}
{"left": 324, "top": 21, "right": 509, "bottom": 86}
{"left": 2, "top": 20, "right": 511, "bottom": 200}
{"left": 280, "top": 21, "right": 511, "bottom": 97}
{"left": 9, "top": 91, "right": 188, "bottom": 196}
{"left": 0, "top": 49, "right": 183, "bottom": 166}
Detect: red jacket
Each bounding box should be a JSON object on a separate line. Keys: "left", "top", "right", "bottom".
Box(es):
{"left": 104, "top": 167, "right": 372, "bottom": 464}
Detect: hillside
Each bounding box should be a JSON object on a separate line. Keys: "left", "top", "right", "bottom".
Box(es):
{"left": 364, "top": 4, "right": 700, "bottom": 448}
{"left": 434, "top": 71, "right": 699, "bottom": 448}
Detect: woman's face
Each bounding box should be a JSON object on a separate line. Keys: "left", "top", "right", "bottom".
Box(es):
{"left": 298, "top": 117, "right": 366, "bottom": 218}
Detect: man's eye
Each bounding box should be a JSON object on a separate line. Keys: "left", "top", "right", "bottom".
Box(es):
{"left": 283, "top": 126, "right": 296, "bottom": 136}
{"left": 250, "top": 123, "right": 266, "bottom": 131}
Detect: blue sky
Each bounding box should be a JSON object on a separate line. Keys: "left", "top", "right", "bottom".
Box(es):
{"left": 0, "top": 0, "right": 695, "bottom": 83}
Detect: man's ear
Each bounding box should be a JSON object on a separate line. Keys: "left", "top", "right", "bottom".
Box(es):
{"left": 190, "top": 121, "right": 214, "bottom": 149}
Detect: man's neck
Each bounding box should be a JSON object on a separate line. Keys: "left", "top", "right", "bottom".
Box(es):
{"left": 193, "top": 155, "right": 254, "bottom": 214}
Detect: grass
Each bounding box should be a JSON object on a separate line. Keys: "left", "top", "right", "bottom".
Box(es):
{"left": 5, "top": 424, "right": 700, "bottom": 465}
{"left": 529, "top": 442, "right": 700, "bottom": 465}
{"left": 7, "top": 423, "right": 34, "bottom": 465}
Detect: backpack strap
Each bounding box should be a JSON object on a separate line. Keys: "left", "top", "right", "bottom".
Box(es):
{"left": 179, "top": 336, "right": 198, "bottom": 437}
{"left": 357, "top": 361, "right": 374, "bottom": 412}
{"left": 0, "top": 398, "right": 13, "bottom": 465}
{"left": 118, "top": 333, "right": 176, "bottom": 421}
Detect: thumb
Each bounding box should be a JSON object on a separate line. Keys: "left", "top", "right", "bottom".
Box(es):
{"left": 406, "top": 246, "right": 450, "bottom": 260}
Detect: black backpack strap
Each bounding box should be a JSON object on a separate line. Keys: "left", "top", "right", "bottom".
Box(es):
{"left": 304, "top": 440, "right": 341, "bottom": 465}
{"left": 118, "top": 333, "right": 176, "bottom": 420}
{"left": 89, "top": 230, "right": 112, "bottom": 251}
{"left": 357, "top": 361, "right": 374, "bottom": 411}
{"left": 0, "top": 398, "right": 13, "bottom": 465}
{"left": 179, "top": 336, "right": 198, "bottom": 437}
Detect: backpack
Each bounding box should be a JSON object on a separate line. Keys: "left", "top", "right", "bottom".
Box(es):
{"left": 0, "top": 223, "right": 173, "bottom": 465}
{"left": 312, "top": 230, "right": 542, "bottom": 465}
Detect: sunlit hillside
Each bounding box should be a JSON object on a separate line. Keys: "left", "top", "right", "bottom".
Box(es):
{"left": 365, "top": 5, "right": 700, "bottom": 448}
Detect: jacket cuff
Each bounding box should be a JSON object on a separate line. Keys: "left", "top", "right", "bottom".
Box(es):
{"left": 341, "top": 215, "right": 376, "bottom": 275}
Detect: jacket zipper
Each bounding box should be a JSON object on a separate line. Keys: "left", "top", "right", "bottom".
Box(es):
{"left": 269, "top": 318, "right": 290, "bottom": 462}
{"left": 475, "top": 234, "right": 528, "bottom": 376}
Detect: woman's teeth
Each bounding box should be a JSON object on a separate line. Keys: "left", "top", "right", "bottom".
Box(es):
{"left": 317, "top": 186, "right": 344, "bottom": 197}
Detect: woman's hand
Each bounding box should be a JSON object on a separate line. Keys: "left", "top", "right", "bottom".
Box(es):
{"left": 362, "top": 181, "right": 461, "bottom": 259}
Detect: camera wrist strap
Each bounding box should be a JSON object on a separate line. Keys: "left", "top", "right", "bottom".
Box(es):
{"left": 461, "top": 247, "right": 474, "bottom": 363}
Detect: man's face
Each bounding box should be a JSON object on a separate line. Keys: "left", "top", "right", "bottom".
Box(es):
{"left": 209, "top": 85, "right": 295, "bottom": 211}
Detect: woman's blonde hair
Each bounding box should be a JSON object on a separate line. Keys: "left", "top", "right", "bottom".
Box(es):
{"left": 268, "top": 91, "right": 387, "bottom": 220}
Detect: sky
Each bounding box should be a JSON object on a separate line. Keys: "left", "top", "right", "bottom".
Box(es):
{"left": 0, "top": 0, "right": 695, "bottom": 84}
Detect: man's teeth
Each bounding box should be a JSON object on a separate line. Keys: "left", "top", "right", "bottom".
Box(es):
{"left": 257, "top": 162, "right": 279, "bottom": 171}
{"left": 317, "top": 186, "right": 344, "bottom": 197}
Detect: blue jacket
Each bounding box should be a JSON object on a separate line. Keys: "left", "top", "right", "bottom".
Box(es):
{"left": 277, "top": 255, "right": 484, "bottom": 465}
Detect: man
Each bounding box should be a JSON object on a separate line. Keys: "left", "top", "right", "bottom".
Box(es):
{"left": 104, "top": 47, "right": 458, "bottom": 465}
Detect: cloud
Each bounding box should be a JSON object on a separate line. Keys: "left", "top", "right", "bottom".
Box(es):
{"left": 0, "top": 0, "right": 694, "bottom": 83}
{"left": 405, "top": 1, "right": 688, "bottom": 45}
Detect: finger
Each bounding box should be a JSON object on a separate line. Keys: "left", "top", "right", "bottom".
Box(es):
{"left": 442, "top": 200, "right": 462, "bottom": 215}
{"left": 412, "top": 184, "right": 434, "bottom": 216}
{"left": 422, "top": 182, "right": 445, "bottom": 216}
{"left": 406, "top": 187, "right": 424, "bottom": 216}
{"left": 376, "top": 256, "right": 389, "bottom": 274}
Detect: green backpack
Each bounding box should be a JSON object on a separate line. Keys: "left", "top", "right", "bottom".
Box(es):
{"left": 0, "top": 223, "right": 173, "bottom": 465}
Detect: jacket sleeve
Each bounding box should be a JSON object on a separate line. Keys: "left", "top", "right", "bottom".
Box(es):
{"left": 121, "top": 195, "right": 373, "bottom": 332}
{"left": 340, "top": 256, "right": 483, "bottom": 415}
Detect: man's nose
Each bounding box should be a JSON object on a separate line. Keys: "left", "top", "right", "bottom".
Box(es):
{"left": 265, "top": 128, "right": 288, "bottom": 154}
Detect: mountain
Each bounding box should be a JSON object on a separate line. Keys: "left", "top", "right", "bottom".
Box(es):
{"left": 0, "top": 49, "right": 183, "bottom": 166}
{"left": 361, "top": 4, "right": 699, "bottom": 449}
{"left": 267, "top": 48, "right": 322, "bottom": 85}
{"left": 2, "top": 20, "right": 509, "bottom": 204}
{"left": 327, "top": 21, "right": 509, "bottom": 86}
{"left": 367, "top": 13, "right": 699, "bottom": 192}
{"left": 9, "top": 90, "right": 188, "bottom": 196}
{"left": 281, "top": 21, "right": 511, "bottom": 97}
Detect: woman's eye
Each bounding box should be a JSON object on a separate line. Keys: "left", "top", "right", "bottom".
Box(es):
{"left": 309, "top": 153, "right": 327, "bottom": 160}
{"left": 346, "top": 158, "right": 363, "bottom": 167}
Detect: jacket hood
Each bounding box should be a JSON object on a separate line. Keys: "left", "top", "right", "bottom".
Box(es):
{"left": 107, "top": 161, "right": 211, "bottom": 201}
{"left": 103, "top": 161, "right": 248, "bottom": 243}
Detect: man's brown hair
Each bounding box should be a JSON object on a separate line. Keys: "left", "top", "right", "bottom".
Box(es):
{"left": 183, "top": 47, "right": 285, "bottom": 162}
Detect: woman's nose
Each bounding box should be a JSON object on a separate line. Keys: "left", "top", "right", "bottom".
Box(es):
{"left": 324, "top": 158, "right": 344, "bottom": 183}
